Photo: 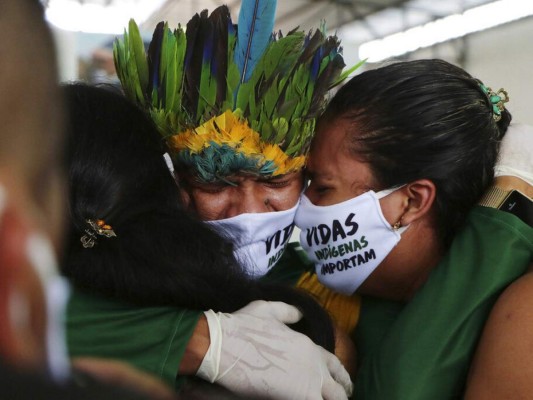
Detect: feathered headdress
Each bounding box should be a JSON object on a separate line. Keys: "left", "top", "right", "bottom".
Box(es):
{"left": 113, "top": 0, "right": 363, "bottom": 182}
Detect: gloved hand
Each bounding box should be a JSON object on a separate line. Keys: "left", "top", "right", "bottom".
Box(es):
{"left": 196, "top": 300, "right": 353, "bottom": 400}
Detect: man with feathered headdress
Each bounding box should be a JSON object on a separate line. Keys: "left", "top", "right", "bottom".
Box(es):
{"left": 114, "top": 1, "right": 362, "bottom": 282}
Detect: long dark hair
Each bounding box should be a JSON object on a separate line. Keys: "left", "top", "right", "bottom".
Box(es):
{"left": 320, "top": 59, "right": 511, "bottom": 245}
{"left": 61, "top": 83, "right": 334, "bottom": 351}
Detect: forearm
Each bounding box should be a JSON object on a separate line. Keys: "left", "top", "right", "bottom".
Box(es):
{"left": 178, "top": 314, "right": 210, "bottom": 375}
{"left": 465, "top": 270, "right": 533, "bottom": 399}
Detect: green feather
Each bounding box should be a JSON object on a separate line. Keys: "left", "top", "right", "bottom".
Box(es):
{"left": 172, "top": 27, "right": 187, "bottom": 113}
{"left": 158, "top": 23, "right": 172, "bottom": 108}
{"left": 197, "top": 62, "right": 216, "bottom": 119}
{"left": 128, "top": 19, "right": 149, "bottom": 103}
{"left": 235, "top": 80, "right": 253, "bottom": 114}
{"left": 286, "top": 119, "right": 314, "bottom": 156}
{"left": 154, "top": 25, "right": 187, "bottom": 134}
{"left": 262, "top": 32, "right": 304, "bottom": 79}
{"left": 242, "top": 32, "right": 305, "bottom": 142}
{"left": 113, "top": 21, "right": 148, "bottom": 107}
{"left": 225, "top": 26, "right": 240, "bottom": 110}
{"left": 114, "top": 31, "right": 137, "bottom": 103}
{"left": 272, "top": 117, "right": 289, "bottom": 144}
{"left": 113, "top": 36, "right": 129, "bottom": 92}
{"left": 330, "top": 58, "right": 367, "bottom": 88}
{"left": 149, "top": 109, "right": 171, "bottom": 137}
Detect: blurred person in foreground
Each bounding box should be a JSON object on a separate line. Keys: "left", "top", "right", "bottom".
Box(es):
{"left": 0, "top": 1, "right": 179, "bottom": 398}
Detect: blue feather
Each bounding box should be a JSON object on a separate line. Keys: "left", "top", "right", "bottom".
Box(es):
{"left": 310, "top": 46, "right": 323, "bottom": 80}
{"left": 147, "top": 22, "right": 164, "bottom": 101}
{"left": 234, "top": 0, "right": 277, "bottom": 83}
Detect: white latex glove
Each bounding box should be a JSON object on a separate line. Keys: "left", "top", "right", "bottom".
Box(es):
{"left": 495, "top": 123, "right": 533, "bottom": 186}
{"left": 196, "top": 300, "right": 353, "bottom": 400}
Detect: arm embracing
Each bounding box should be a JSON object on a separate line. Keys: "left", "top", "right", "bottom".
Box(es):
{"left": 182, "top": 301, "right": 353, "bottom": 400}
{"left": 466, "top": 266, "right": 533, "bottom": 400}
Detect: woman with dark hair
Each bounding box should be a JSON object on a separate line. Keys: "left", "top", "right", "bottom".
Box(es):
{"left": 294, "top": 59, "right": 533, "bottom": 399}
{"left": 62, "top": 83, "right": 353, "bottom": 399}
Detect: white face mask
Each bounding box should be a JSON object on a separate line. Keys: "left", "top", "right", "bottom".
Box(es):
{"left": 207, "top": 202, "right": 299, "bottom": 279}
{"left": 0, "top": 183, "right": 70, "bottom": 382}
{"left": 294, "top": 188, "right": 407, "bottom": 295}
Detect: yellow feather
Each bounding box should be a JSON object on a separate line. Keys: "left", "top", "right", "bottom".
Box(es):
{"left": 169, "top": 110, "right": 305, "bottom": 175}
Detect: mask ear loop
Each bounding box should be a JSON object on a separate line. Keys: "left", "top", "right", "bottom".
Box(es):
{"left": 375, "top": 184, "right": 410, "bottom": 234}
{"left": 374, "top": 184, "right": 406, "bottom": 200}
{"left": 163, "top": 152, "right": 183, "bottom": 193}
{"left": 163, "top": 153, "right": 176, "bottom": 178}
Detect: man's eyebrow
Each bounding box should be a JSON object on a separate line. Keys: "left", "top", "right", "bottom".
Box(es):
{"left": 258, "top": 172, "right": 298, "bottom": 182}
{"left": 189, "top": 177, "right": 227, "bottom": 185}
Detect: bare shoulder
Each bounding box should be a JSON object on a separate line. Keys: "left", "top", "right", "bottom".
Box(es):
{"left": 490, "top": 268, "right": 533, "bottom": 316}
{"left": 465, "top": 265, "right": 533, "bottom": 400}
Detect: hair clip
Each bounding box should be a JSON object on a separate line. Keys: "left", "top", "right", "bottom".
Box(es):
{"left": 80, "top": 219, "right": 117, "bottom": 248}
{"left": 478, "top": 82, "right": 509, "bottom": 122}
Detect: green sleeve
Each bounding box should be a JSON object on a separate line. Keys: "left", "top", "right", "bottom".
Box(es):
{"left": 355, "top": 207, "right": 533, "bottom": 400}
{"left": 261, "top": 241, "right": 313, "bottom": 285}
{"left": 66, "top": 288, "right": 201, "bottom": 390}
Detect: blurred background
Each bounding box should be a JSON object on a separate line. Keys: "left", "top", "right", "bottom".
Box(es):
{"left": 44, "top": 0, "right": 533, "bottom": 123}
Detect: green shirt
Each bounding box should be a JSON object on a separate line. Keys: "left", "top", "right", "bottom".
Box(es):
{"left": 354, "top": 207, "right": 533, "bottom": 399}
{"left": 67, "top": 289, "right": 201, "bottom": 389}
{"left": 263, "top": 241, "right": 313, "bottom": 284}
{"left": 66, "top": 241, "right": 309, "bottom": 390}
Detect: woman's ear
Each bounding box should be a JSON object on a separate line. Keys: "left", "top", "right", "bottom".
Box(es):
{"left": 400, "top": 179, "right": 437, "bottom": 226}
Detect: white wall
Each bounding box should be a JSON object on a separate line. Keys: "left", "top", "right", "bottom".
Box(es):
{"left": 465, "top": 16, "right": 533, "bottom": 125}
{"left": 52, "top": 27, "right": 78, "bottom": 82}
{"left": 51, "top": 28, "right": 116, "bottom": 82}
{"left": 348, "top": 16, "right": 533, "bottom": 124}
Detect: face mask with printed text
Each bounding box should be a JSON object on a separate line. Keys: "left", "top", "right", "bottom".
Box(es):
{"left": 294, "top": 188, "right": 407, "bottom": 295}
{"left": 206, "top": 202, "right": 299, "bottom": 279}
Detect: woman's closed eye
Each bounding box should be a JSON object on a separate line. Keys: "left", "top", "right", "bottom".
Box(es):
{"left": 307, "top": 181, "right": 331, "bottom": 195}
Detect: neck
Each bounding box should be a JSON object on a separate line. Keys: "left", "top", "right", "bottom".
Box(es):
{"left": 359, "top": 220, "right": 444, "bottom": 302}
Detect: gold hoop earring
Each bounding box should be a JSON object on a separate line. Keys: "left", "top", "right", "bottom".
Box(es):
{"left": 392, "top": 220, "right": 402, "bottom": 231}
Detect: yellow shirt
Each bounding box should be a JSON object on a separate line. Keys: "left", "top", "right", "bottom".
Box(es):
{"left": 297, "top": 271, "right": 360, "bottom": 334}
